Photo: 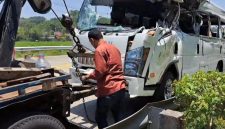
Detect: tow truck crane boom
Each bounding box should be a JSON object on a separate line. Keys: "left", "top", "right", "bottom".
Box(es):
{"left": 0, "top": 0, "right": 51, "bottom": 67}
{"left": 0, "top": 0, "right": 25, "bottom": 67}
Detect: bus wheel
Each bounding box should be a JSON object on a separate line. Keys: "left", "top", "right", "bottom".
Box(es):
{"left": 154, "top": 72, "right": 175, "bottom": 101}
{"left": 8, "top": 115, "right": 65, "bottom": 129}
{"left": 216, "top": 62, "right": 223, "bottom": 72}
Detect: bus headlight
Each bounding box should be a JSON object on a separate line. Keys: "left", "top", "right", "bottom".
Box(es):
{"left": 124, "top": 47, "right": 149, "bottom": 77}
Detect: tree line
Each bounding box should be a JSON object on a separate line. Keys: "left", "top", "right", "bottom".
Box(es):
{"left": 17, "top": 10, "right": 79, "bottom": 41}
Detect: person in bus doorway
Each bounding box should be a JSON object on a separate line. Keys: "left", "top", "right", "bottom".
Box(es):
{"left": 81, "top": 29, "right": 126, "bottom": 129}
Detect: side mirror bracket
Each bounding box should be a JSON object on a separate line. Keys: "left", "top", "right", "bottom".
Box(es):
{"left": 28, "top": 0, "right": 51, "bottom": 14}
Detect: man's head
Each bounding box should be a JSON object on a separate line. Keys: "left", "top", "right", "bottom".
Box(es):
{"left": 88, "top": 29, "right": 103, "bottom": 48}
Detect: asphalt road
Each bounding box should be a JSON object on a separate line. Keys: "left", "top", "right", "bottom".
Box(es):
{"left": 18, "top": 55, "right": 72, "bottom": 73}
{"left": 45, "top": 55, "right": 72, "bottom": 73}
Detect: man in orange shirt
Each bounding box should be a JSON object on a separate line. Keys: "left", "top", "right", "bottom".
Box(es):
{"left": 81, "top": 29, "right": 126, "bottom": 129}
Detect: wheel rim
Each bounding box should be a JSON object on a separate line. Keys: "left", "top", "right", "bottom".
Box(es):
{"left": 164, "top": 79, "right": 174, "bottom": 100}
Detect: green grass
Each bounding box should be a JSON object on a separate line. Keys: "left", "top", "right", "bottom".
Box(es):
{"left": 15, "top": 41, "right": 72, "bottom": 58}
{"left": 15, "top": 41, "right": 72, "bottom": 47}
{"left": 16, "top": 50, "right": 69, "bottom": 58}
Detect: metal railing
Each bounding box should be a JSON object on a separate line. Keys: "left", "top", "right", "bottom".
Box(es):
{"left": 15, "top": 46, "right": 72, "bottom": 51}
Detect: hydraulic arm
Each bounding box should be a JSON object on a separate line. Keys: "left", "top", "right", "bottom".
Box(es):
{"left": 0, "top": 0, "right": 51, "bottom": 67}
{"left": 0, "top": 0, "right": 25, "bottom": 67}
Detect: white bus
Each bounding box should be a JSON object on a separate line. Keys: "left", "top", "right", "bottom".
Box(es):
{"left": 70, "top": 0, "right": 225, "bottom": 100}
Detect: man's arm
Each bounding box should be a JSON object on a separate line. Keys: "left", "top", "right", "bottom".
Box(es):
{"left": 83, "top": 51, "right": 108, "bottom": 80}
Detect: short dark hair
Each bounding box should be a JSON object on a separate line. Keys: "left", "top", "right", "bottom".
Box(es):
{"left": 88, "top": 29, "right": 103, "bottom": 40}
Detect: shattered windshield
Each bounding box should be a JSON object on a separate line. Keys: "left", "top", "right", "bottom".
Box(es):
{"left": 77, "top": 0, "right": 112, "bottom": 31}
{"left": 77, "top": 0, "right": 180, "bottom": 31}
{"left": 77, "top": 0, "right": 167, "bottom": 31}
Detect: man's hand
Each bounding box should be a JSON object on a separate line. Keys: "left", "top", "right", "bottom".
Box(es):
{"left": 81, "top": 75, "right": 89, "bottom": 81}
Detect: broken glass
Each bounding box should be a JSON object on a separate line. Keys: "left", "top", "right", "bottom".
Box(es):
{"left": 77, "top": 0, "right": 99, "bottom": 30}
{"left": 77, "top": 0, "right": 128, "bottom": 32}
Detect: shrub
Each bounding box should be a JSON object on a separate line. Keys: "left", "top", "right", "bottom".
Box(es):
{"left": 174, "top": 71, "right": 225, "bottom": 129}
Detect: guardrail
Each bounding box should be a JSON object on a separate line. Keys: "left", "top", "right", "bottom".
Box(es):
{"left": 15, "top": 46, "right": 72, "bottom": 51}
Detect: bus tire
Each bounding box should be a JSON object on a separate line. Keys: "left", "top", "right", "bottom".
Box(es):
{"left": 8, "top": 115, "right": 65, "bottom": 129}
{"left": 154, "top": 72, "right": 175, "bottom": 101}
{"left": 216, "top": 62, "right": 223, "bottom": 72}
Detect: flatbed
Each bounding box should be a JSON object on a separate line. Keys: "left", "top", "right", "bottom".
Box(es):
{"left": 0, "top": 68, "right": 96, "bottom": 129}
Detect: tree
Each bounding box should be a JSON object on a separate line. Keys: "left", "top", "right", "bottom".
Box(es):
{"left": 97, "top": 17, "right": 111, "bottom": 25}
{"left": 28, "top": 16, "right": 46, "bottom": 24}
{"left": 70, "top": 10, "right": 79, "bottom": 27}
{"left": 16, "top": 10, "right": 81, "bottom": 41}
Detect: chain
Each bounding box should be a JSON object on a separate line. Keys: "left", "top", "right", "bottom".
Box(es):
{"left": 75, "top": 63, "right": 82, "bottom": 77}
{"left": 69, "top": 31, "right": 85, "bottom": 78}
{"left": 69, "top": 56, "right": 82, "bottom": 80}
{"left": 52, "top": 2, "right": 96, "bottom": 123}
{"left": 70, "top": 29, "right": 86, "bottom": 54}
{"left": 69, "top": 43, "right": 97, "bottom": 124}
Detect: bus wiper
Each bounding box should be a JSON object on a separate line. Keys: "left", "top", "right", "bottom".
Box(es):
{"left": 79, "top": 27, "right": 97, "bottom": 33}
{"left": 103, "top": 26, "right": 128, "bottom": 34}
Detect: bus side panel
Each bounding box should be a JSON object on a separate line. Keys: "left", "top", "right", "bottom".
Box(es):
{"left": 181, "top": 34, "right": 202, "bottom": 75}
{"left": 201, "top": 36, "right": 222, "bottom": 71}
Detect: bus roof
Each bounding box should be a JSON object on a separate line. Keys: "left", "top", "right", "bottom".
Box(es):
{"left": 198, "top": 1, "right": 225, "bottom": 22}
{"left": 91, "top": 0, "right": 184, "bottom": 6}
{"left": 90, "top": 0, "right": 225, "bottom": 22}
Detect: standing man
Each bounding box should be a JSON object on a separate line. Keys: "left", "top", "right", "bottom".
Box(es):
{"left": 81, "top": 29, "right": 126, "bottom": 129}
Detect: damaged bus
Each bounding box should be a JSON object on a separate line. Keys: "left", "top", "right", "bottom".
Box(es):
{"left": 70, "top": 0, "right": 225, "bottom": 100}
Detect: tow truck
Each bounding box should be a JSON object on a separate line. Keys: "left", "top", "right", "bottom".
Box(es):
{"left": 0, "top": 0, "right": 180, "bottom": 129}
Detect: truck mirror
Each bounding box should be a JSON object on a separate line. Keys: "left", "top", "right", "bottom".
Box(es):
{"left": 28, "top": 0, "right": 51, "bottom": 14}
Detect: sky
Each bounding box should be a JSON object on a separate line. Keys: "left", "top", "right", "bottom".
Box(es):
{"left": 21, "top": 0, "right": 84, "bottom": 19}
{"left": 0, "top": 0, "right": 225, "bottom": 19}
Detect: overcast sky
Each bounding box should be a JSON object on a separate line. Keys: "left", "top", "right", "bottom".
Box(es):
{"left": 2, "top": 0, "right": 225, "bottom": 19}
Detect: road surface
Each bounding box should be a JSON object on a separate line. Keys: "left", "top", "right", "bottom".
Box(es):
{"left": 45, "top": 55, "right": 72, "bottom": 73}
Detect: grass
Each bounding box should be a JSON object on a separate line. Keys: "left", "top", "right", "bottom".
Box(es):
{"left": 15, "top": 41, "right": 72, "bottom": 47}
{"left": 15, "top": 41, "right": 72, "bottom": 58}
{"left": 16, "top": 50, "right": 69, "bottom": 58}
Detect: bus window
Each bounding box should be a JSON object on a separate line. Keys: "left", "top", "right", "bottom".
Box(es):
{"left": 210, "top": 25, "right": 218, "bottom": 37}
{"left": 179, "top": 12, "right": 195, "bottom": 34}
{"left": 200, "top": 15, "right": 210, "bottom": 36}
{"left": 221, "top": 21, "right": 225, "bottom": 39}
{"left": 210, "top": 16, "right": 219, "bottom": 38}
{"left": 199, "top": 15, "right": 219, "bottom": 38}
{"left": 222, "top": 26, "right": 225, "bottom": 39}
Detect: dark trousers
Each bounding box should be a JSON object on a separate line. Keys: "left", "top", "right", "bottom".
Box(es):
{"left": 95, "top": 89, "right": 126, "bottom": 129}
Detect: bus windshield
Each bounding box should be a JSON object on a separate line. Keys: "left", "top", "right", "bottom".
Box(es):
{"left": 77, "top": 0, "right": 172, "bottom": 31}
{"left": 77, "top": 0, "right": 112, "bottom": 31}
